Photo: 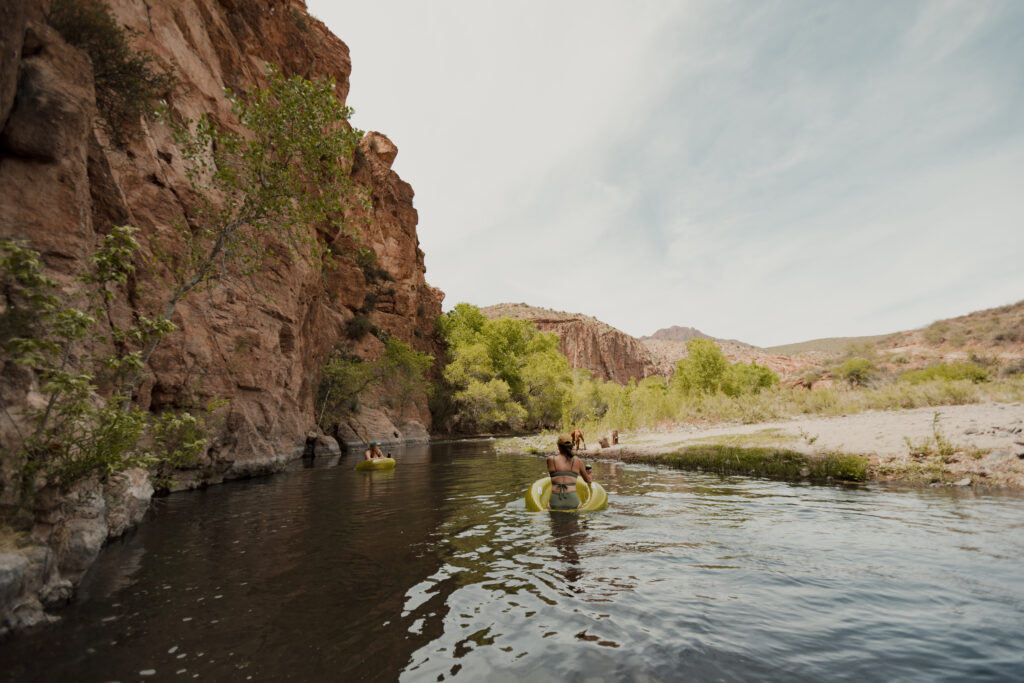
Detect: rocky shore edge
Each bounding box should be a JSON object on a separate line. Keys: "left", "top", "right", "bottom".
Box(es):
{"left": 0, "top": 415, "right": 430, "bottom": 639}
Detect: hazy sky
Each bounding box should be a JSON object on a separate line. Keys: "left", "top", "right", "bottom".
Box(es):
{"left": 307, "top": 0, "right": 1024, "bottom": 347}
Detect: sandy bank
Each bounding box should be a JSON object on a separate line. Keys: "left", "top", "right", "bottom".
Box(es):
{"left": 500, "top": 403, "right": 1024, "bottom": 488}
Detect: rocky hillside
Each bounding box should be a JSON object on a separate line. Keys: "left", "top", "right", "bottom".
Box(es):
{"left": 480, "top": 304, "right": 659, "bottom": 384}
{"left": 479, "top": 303, "right": 815, "bottom": 383}
{"left": 1, "top": 0, "right": 444, "bottom": 471}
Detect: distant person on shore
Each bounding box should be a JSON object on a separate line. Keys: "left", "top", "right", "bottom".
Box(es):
{"left": 548, "top": 433, "right": 594, "bottom": 510}
{"left": 570, "top": 427, "right": 586, "bottom": 451}
{"left": 364, "top": 442, "right": 384, "bottom": 460}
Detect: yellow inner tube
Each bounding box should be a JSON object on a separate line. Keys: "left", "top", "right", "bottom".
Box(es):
{"left": 355, "top": 457, "right": 396, "bottom": 471}
{"left": 525, "top": 476, "right": 608, "bottom": 512}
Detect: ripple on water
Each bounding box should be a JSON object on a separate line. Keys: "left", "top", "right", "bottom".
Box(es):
{"left": 1, "top": 447, "right": 1023, "bottom": 682}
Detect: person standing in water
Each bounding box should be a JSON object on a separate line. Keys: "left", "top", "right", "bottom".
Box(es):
{"left": 364, "top": 441, "right": 384, "bottom": 460}
{"left": 547, "top": 433, "right": 594, "bottom": 510}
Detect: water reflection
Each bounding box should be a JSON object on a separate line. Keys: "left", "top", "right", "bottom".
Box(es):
{"left": 1, "top": 442, "right": 1022, "bottom": 682}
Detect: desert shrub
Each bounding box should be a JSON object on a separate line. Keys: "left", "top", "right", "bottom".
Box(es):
{"left": 835, "top": 358, "right": 875, "bottom": 386}
{"left": 723, "top": 361, "right": 779, "bottom": 397}
{"left": 353, "top": 247, "right": 394, "bottom": 285}
{"left": 47, "top": 0, "right": 175, "bottom": 144}
{"left": 888, "top": 354, "right": 910, "bottom": 365}
{"left": 345, "top": 314, "right": 375, "bottom": 339}
{"left": 992, "top": 320, "right": 1024, "bottom": 344}
{"left": 1002, "top": 359, "right": 1024, "bottom": 377}
{"left": 899, "top": 362, "right": 988, "bottom": 384}
{"left": 650, "top": 446, "right": 867, "bottom": 483}
{"left": 923, "top": 321, "right": 950, "bottom": 344}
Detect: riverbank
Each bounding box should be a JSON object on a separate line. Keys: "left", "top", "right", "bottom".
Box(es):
{"left": 497, "top": 403, "right": 1024, "bottom": 488}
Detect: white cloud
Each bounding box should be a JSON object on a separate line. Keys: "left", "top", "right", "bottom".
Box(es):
{"left": 309, "top": 0, "right": 1024, "bottom": 347}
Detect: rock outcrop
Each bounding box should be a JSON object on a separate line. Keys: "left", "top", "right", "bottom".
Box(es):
{"left": 1, "top": 0, "right": 443, "bottom": 474}
{"left": 0, "top": 0, "right": 443, "bottom": 632}
{"left": 481, "top": 304, "right": 659, "bottom": 384}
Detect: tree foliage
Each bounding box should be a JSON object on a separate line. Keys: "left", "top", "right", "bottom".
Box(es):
{"left": 437, "top": 304, "right": 571, "bottom": 432}
{"left": 1, "top": 64, "right": 365, "bottom": 504}
{"left": 0, "top": 233, "right": 209, "bottom": 499}
{"left": 317, "top": 338, "right": 434, "bottom": 431}
{"left": 670, "top": 338, "right": 779, "bottom": 397}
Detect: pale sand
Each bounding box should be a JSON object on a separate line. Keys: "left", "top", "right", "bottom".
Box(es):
{"left": 503, "top": 403, "right": 1024, "bottom": 488}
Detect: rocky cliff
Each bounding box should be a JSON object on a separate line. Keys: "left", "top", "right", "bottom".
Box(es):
{"left": 481, "top": 303, "right": 659, "bottom": 384}
{"left": 1, "top": 0, "right": 443, "bottom": 469}
{"left": 0, "top": 0, "right": 442, "bottom": 633}
{"left": 481, "top": 303, "right": 820, "bottom": 382}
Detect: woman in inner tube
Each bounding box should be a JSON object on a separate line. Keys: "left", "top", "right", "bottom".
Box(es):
{"left": 547, "top": 433, "right": 594, "bottom": 510}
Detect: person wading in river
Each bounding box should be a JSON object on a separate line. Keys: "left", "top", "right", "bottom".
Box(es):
{"left": 547, "top": 434, "right": 594, "bottom": 510}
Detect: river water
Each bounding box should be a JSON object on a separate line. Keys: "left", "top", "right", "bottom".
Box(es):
{"left": 2, "top": 440, "right": 1022, "bottom": 681}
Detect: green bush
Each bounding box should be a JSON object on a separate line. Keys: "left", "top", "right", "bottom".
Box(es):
{"left": 836, "top": 358, "right": 875, "bottom": 386}
{"left": 670, "top": 338, "right": 730, "bottom": 395}
{"left": 649, "top": 446, "right": 868, "bottom": 483}
{"left": 724, "top": 361, "right": 779, "bottom": 396}
{"left": 345, "top": 314, "right": 375, "bottom": 339}
{"left": 47, "top": 0, "right": 175, "bottom": 144}
{"left": 899, "top": 362, "right": 988, "bottom": 384}
{"left": 437, "top": 303, "right": 571, "bottom": 432}
{"left": 316, "top": 338, "right": 433, "bottom": 430}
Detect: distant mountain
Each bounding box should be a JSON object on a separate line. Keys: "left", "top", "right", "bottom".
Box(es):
{"left": 642, "top": 326, "right": 709, "bottom": 343}
{"left": 642, "top": 326, "right": 755, "bottom": 349}
{"left": 764, "top": 335, "right": 891, "bottom": 357}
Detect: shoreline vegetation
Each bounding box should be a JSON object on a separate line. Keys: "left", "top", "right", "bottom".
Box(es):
{"left": 495, "top": 401, "right": 1024, "bottom": 489}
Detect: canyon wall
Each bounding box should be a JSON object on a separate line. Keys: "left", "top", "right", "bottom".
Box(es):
{"left": 481, "top": 304, "right": 659, "bottom": 384}
{"left": 1, "top": 0, "right": 443, "bottom": 474}
{"left": 1, "top": 0, "right": 445, "bottom": 633}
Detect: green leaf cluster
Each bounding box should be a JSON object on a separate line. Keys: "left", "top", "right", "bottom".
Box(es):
{"left": 670, "top": 339, "right": 779, "bottom": 397}
{"left": 0, "top": 235, "right": 218, "bottom": 500}
{"left": 835, "top": 358, "right": 876, "bottom": 387}
{"left": 437, "top": 304, "right": 571, "bottom": 432}
{"left": 317, "top": 338, "right": 434, "bottom": 430}
{"left": 899, "top": 362, "right": 989, "bottom": 385}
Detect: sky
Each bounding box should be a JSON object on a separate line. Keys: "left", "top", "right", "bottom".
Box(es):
{"left": 307, "top": 0, "right": 1024, "bottom": 347}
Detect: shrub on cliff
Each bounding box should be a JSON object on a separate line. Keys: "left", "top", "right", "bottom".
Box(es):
{"left": 316, "top": 338, "right": 433, "bottom": 430}
{"left": 47, "top": 0, "right": 175, "bottom": 145}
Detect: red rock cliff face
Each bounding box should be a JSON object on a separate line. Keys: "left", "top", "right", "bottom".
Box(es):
{"left": 0, "top": 0, "right": 444, "bottom": 474}
{"left": 481, "top": 304, "right": 658, "bottom": 384}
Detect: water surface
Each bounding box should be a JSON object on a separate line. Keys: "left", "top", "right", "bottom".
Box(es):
{"left": 1, "top": 440, "right": 1022, "bottom": 681}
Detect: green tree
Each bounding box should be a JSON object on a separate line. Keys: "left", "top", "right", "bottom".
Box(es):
{"left": 1, "top": 232, "right": 170, "bottom": 498}
{"left": 138, "top": 64, "right": 364, "bottom": 395}
{"left": 437, "top": 304, "right": 571, "bottom": 432}
{"left": 670, "top": 338, "right": 731, "bottom": 395}
{"left": 836, "top": 358, "right": 875, "bottom": 387}
{"left": 316, "top": 338, "right": 434, "bottom": 430}
{"left": 724, "top": 361, "right": 779, "bottom": 397}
